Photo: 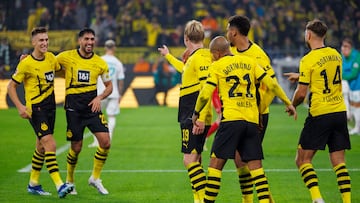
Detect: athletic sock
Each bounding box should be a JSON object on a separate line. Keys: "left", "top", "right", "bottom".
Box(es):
{"left": 44, "top": 151, "right": 63, "bottom": 188}
{"left": 299, "top": 163, "right": 322, "bottom": 201}
{"left": 29, "top": 149, "right": 44, "bottom": 186}
{"left": 334, "top": 163, "right": 351, "bottom": 203}
{"left": 204, "top": 167, "right": 222, "bottom": 203}
{"left": 92, "top": 147, "right": 109, "bottom": 179}
{"left": 250, "top": 168, "right": 271, "bottom": 203}
{"left": 237, "top": 165, "right": 254, "bottom": 203}
{"left": 186, "top": 162, "right": 206, "bottom": 201}
{"left": 66, "top": 148, "right": 78, "bottom": 183}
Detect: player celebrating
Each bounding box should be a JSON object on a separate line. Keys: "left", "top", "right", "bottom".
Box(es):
{"left": 291, "top": 19, "right": 351, "bottom": 203}
{"left": 192, "top": 36, "right": 296, "bottom": 203}
{"left": 57, "top": 28, "right": 113, "bottom": 195}
{"left": 7, "top": 27, "right": 73, "bottom": 198}
{"left": 158, "top": 20, "right": 213, "bottom": 203}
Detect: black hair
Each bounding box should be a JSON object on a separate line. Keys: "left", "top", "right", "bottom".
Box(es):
{"left": 78, "top": 28, "right": 95, "bottom": 38}
{"left": 228, "top": 15, "right": 251, "bottom": 36}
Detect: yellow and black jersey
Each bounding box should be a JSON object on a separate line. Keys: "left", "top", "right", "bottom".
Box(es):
{"left": 299, "top": 47, "right": 346, "bottom": 116}
{"left": 230, "top": 42, "right": 276, "bottom": 114}
{"left": 177, "top": 48, "right": 213, "bottom": 124}
{"left": 57, "top": 49, "right": 109, "bottom": 112}
{"left": 195, "top": 55, "right": 291, "bottom": 124}
{"left": 12, "top": 52, "right": 60, "bottom": 110}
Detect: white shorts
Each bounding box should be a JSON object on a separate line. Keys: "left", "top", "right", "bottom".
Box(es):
{"left": 349, "top": 90, "right": 360, "bottom": 103}
{"left": 101, "top": 98, "right": 120, "bottom": 116}
{"left": 342, "top": 80, "right": 350, "bottom": 94}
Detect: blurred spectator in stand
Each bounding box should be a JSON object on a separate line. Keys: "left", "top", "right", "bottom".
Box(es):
{"left": 59, "top": 5, "right": 77, "bottom": 30}
{"left": 0, "top": 4, "right": 7, "bottom": 31}
{"left": 117, "top": 9, "right": 133, "bottom": 46}
{"left": 90, "top": 17, "right": 102, "bottom": 44}
{"left": 97, "top": 11, "right": 117, "bottom": 44}
{"left": 27, "top": 9, "right": 37, "bottom": 34}
{"left": 132, "top": 11, "right": 146, "bottom": 46}
{"left": 163, "top": 7, "right": 176, "bottom": 29}
{"left": 75, "top": 0, "right": 88, "bottom": 29}
{"left": 282, "top": 36, "right": 296, "bottom": 59}
{"left": 201, "top": 11, "right": 219, "bottom": 46}
{"left": 145, "top": 18, "right": 162, "bottom": 50}
{"left": 168, "top": 25, "right": 184, "bottom": 46}
{"left": 0, "top": 38, "right": 11, "bottom": 78}
{"left": 49, "top": 0, "right": 64, "bottom": 30}
{"left": 248, "top": 18, "right": 264, "bottom": 47}
{"left": 38, "top": 8, "right": 51, "bottom": 29}
{"left": 341, "top": 38, "right": 360, "bottom": 135}
{"left": 35, "top": 1, "right": 47, "bottom": 27}
{"left": 175, "top": 5, "right": 191, "bottom": 27}
{"left": 152, "top": 57, "right": 172, "bottom": 106}
{"left": 133, "top": 55, "right": 150, "bottom": 73}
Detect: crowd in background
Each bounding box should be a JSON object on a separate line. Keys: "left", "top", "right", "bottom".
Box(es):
{"left": 0, "top": 0, "right": 360, "bottom": 77}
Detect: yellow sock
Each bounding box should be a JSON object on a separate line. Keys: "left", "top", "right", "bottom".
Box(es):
{"left": 237, "top": 166, "right": 254, "bottom": 203}
{"left": 66, "top": 148, "right": 78, "bottom": 183}
{"left": 250, "top": 168, "right": 271, "bottom": 203}
{"left": 92, "top": 147, "right": 109, "bottom": 179}
{"left": 29, "top": 149, "right": 44, "bottom": 186}
{"left": 334, "top": 163, "right": 351, "bottom": 203}
{"left": 204, "top": 167, "right": 222, "bottom": 202}
{"left": 299, "top": 163, "right": 322, "bottom": 201}
{"left": 45, "top": 152, "right": 63, "bottom": 188}
{"left": 186, "top": 162, "right": 206, "bottom": 201}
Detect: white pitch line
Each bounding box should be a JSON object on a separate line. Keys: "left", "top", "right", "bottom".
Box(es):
{"left": 18, "top": 168, "right": 360, "bottom": 173}
{"left": 17, "top": 132, "right": 93, "bottom": 173}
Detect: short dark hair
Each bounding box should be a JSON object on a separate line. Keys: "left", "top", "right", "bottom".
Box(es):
{"left": 306, "top": 19, "right": 327, "bottom": 38}
{"left": 342, "top": 38, "right": 353, "bottom": 46}
{"left": 228, "top": 15, "right": 251, "bottom": 36}
{"left": 31, "top": 27, "right": 47, "bottom": 38}
{"left": 78, "top": 28, "right": 95, "bottom": 38}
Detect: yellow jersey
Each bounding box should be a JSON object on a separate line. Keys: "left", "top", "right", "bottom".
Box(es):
{"left": 230, "top": 42, "right": 276, "bottom": 114}
{"left": 299, "top": 47, "right": 346, "bottom": 116}
{"left": 195, "top": 55, "right": 291, "bottom": 124}
{"left": 57, "top": 49, "right": 109, "bottom": 112}
{"left": 12, "top": 52, "right": 60, "bottom": 110}
{"left": 170, "top": 48, "right": 213, "bottom": 124}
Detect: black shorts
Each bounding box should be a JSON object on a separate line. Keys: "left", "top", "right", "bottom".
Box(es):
{"left": 299, "top": 112, "right": 351, "bottom": 152}
{"left": 180, "top": 118, "right": 210, "bottom": 154}
{"left": 29, "top": 107, "right": 55, "bottom": 139}
{"left": 211, "top": 120, "right": 263, "bottom": 162}
{"left": 66, "top": 110, "right": 108, "bottom": 141}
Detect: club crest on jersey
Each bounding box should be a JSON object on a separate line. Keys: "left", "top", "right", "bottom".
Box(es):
{"left": 44, "top": 71, "right": 54, "bottom": 83}
{"left": 78, "top": 70, "right": 90, "bottom": 82}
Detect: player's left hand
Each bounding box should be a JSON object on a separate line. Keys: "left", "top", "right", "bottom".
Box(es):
{"left": 192, "top": 120, "right": 205, "bottom": 135}
{"left": 285, "top": 105, "right": 297, "bottom": 120}
{"left": 89, "top": 96, "right": 102, "bottom": 112}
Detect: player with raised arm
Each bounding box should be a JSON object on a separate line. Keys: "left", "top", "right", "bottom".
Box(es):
{"left": 158, "top": 20, "right": 213, "bottom": 203}
{"left": 192, "top": 36, "right": 296, "bottom": 203}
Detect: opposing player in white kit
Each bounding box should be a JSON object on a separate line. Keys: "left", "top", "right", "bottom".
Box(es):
{"left": 89, "top": 40, "right": 125, "bottom": 147}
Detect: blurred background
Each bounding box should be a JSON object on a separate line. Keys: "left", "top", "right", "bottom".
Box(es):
{"left": 0, "top": 0, "right": 359, "bottom": 107}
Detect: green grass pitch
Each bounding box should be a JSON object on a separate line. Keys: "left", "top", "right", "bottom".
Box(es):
{"left": 0, "top": 105, "right": 359, "bottom": 203}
